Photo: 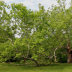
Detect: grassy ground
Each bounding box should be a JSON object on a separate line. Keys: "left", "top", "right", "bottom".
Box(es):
{"left": 0, "top": 63, "right": 72, "bottom": 72}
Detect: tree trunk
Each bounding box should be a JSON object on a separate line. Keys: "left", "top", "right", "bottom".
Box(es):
{"left": 54, "top": 47, "right": 58, "bottom": 63}
{"left": 67, "top": 39, "right": 72, "bottom": 63}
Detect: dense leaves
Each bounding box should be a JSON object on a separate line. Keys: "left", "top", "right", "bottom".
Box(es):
{"left": 0, "top": 0, "right": 72, "bottom": 66}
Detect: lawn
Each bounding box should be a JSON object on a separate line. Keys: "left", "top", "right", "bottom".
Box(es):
{"left": 0, "top": 63, "right": 72, "bottom": 72}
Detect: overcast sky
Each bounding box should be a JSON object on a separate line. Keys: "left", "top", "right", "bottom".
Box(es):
{"left": 3, "top": 0, "right": 71, "bottom": 10}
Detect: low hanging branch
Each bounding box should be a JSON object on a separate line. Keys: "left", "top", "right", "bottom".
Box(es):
{"left": 20, "top": 55, "right": 39, "bottom": 66}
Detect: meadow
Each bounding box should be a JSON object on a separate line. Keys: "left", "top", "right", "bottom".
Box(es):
{"left": 0, "top": 63, "right": 72, "bottom": 72}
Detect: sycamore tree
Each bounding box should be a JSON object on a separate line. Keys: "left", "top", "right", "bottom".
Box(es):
{"left": 30, "top": 0, "right": 72, "bottom": 64}
{"left": 0, "top": 1, "right": 17, "bottom": 63}
{"left": 0, "top": 0, "right": 72, "bottom": 66}
{"left": 48, "top": 0, "right": 72, "bottom": 62}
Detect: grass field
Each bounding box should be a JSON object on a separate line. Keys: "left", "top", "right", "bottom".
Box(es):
{"left": 0, "top": 63, "right": 72, "bottom": 72}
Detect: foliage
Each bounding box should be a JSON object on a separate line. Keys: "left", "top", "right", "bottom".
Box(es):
{"left": 0, "top": 0, "right": 72, "bottom": 66}
{"left": 56, "top": 48, "right": 68, "bottom": 63}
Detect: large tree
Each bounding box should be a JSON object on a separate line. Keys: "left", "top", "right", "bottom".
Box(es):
{"left": 0, "top": 0, "right": 72, "bottom": 66}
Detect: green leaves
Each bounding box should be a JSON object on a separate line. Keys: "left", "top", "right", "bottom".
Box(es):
{"left": 16, "top": 53, "right": 21, "bottom": 58}
{"left": 31, "top": 54, "right": 38, "bottom": 60}
{"left": 0, "top": 0, "right": 72, "bottom": 64}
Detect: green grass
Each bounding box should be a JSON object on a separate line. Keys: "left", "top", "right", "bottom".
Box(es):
{"left": 0, "top": 63, "right": 72, "bottom": 72}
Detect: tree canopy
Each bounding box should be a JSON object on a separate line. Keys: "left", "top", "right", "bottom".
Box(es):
{"left": 0, "top": 0, "right": 72, "bottom": 66}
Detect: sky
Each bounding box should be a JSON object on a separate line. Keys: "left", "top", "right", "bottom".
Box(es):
{"left": 3, "top": 0, "right": 71, "bottom": 11}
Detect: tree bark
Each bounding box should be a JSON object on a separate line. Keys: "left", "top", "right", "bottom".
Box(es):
{"left": 66, "top": 39, "right": 72, "bottom": 63}
{"left": 54, "top": 47, "right": 58, "bottom": 63}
